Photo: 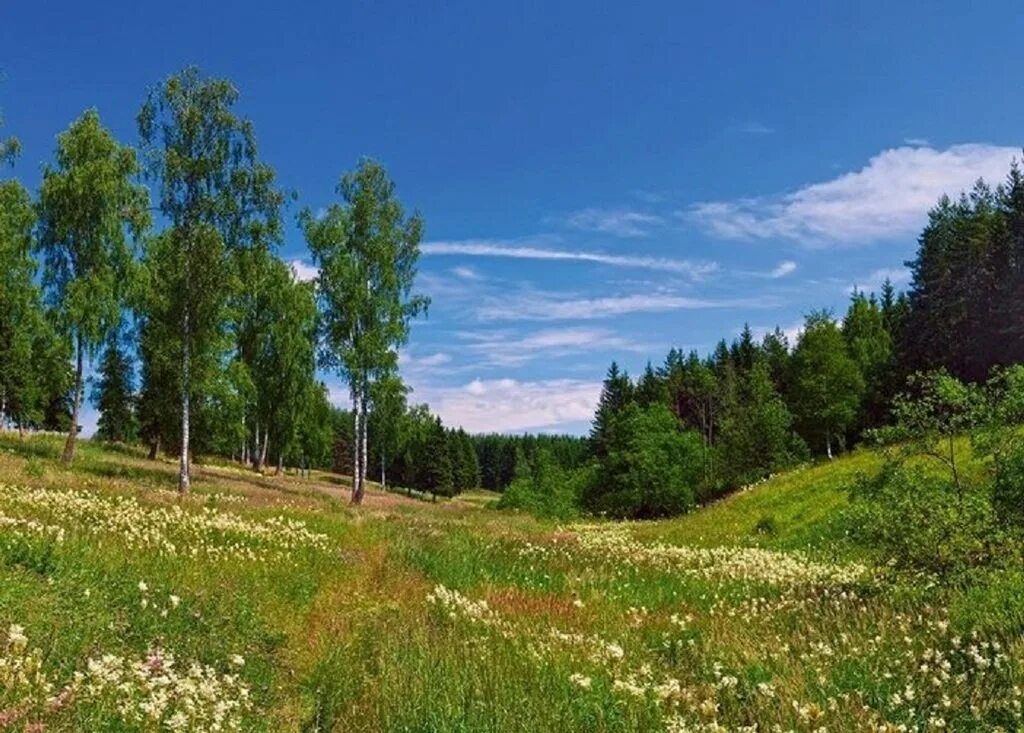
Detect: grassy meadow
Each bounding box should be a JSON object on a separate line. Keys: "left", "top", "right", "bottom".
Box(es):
{"left": 1, "top": 434, "right": 1022, "bottom": 732}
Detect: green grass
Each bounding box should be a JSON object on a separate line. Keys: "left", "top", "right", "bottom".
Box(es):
{"left": 0, "top": 433, "right": 1021, "bottom": 731}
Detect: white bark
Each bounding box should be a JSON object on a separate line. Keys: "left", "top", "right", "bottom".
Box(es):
{"left": 179, "top": 313, "right": 191, "bottom": 493}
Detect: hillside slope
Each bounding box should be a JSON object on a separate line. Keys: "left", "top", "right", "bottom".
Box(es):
{"left": 0, "top": 434, "right": 1019, "bottom": 732}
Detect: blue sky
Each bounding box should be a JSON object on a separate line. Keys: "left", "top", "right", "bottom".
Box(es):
{"left": 2, "top": 1, "right": 1022, "bottom": 435}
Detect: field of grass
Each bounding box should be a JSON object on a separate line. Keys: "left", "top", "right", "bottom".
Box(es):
{"left": 1, "top": 433, "right": 1022, "bottom": 731}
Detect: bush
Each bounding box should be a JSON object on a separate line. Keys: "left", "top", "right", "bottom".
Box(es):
{"left": 753, "top": 515, "right": 778, "bottom": 537}
{"left": 992, "top": 436, "right": 1024, "bottom": 527}
{"left": 497, "top": 449, "right": 592, "bottom": 520}
{"left": 584, "top": 404, "right": 703, "bottom": 519}
{"left": 847, "top": 463, "right": 999, "bottom": 574}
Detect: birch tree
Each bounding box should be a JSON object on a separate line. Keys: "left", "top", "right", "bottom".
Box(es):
{"left": 36, "top": 109, "right": 148, "bottom": 464}
{"left": 138, "top": 67, "right": 283, "bottom": 492}
{"left": 302, "top": 159, "right": 428, "bottom": 504}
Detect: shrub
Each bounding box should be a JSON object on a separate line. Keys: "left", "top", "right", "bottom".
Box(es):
{"left": 23, "top": 457, "right": 44, "bottom": 478}
{"left": 847, "top": 463, "right": 999, "bottom": 574}
{"left": 497, "top": 449, "right": 591, "bottom": 520}
{"left": 584, "top": 404, "right": 703, "bottom": 518}
{"left": 753, "top": 515, "right": 778, "bottom": 537}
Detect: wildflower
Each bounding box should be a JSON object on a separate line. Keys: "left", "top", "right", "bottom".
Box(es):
{"left": 569, "top": 673, "right": 592, "bottom": 689}
{"left": 7, "top": 624, "right": 27, "bottom": 650}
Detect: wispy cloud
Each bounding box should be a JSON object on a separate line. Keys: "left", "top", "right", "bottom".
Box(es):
{"left": 414, "top": 377, "right": 602, "bottom": 433}
{"left": 421, "top": 239, "right": 717, "bottom": 278}
{"left": 770, "top": 260, "right": 797, "bottom": 278}
{"left": 460, "top": 326, "right": 645, "bottom": 367}
{"left": 729, "top": 121, "right": 774, "bottom": 135}
{"left": 478, "top": 291, "right": 779, "bottom": 321}
{"left": 904, "top": 137, "right": 930, "bottom": 147}
{"left": 288, "top": 259, "right": 318, "bottom": 282}
{"left": 687, "top": 143, "right": 1020, "bottom": 245}
{"left": 564, "top": 207, "right": 664, "bottom": 237}
{"left": 452, "top": 265, "right": 482, "bottom": 280}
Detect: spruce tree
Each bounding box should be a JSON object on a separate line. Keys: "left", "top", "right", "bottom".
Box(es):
{"left": 589, "top": 362, "right": 634, "bottom": 459}
{"left": 92, "top": 326, "right": 138, "bottom": 443}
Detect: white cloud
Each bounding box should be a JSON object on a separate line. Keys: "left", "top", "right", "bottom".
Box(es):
{"left": 421, "top": 239, "right": 717, "bottom": 278}
{"left": 687, "top": 143, "right": 1020, "bottom": 245}
{"left": 452, "top": 265, "right": 481, "bottom": 280}
{"left": 289, "top": 259, "right": 318, "bottom": 282}
{"left": 904, "top": 137, "right": 930, "bottom": 147}
{"left": 460, "top": 327, "right": 645, "bottom": 367}
{"left": 417, "top": 378, "right": 602, "bottom": 433}
{"left": 770, "top": 260, "right": 797, "bottom": 278}
{"left": 846, "top": 266, "right": 911, "bottom": 294}
{"left": 565, "top": 207, "right": 664, "bottom": 237}
{"left": 478, "top": 291, "right": 778, "bottom": 321}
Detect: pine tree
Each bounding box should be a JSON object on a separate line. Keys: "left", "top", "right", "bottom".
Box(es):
{"left": 92, "top": 326, "right": 138, "bottom": 443}
{"left": 589, "top": 362, "right": 634, "bottom": 459}
{"left": 635, "top": 361, "right": 667, "bottom": 407}
{"left": 423, "top": 418, "right": 454, "bottom": 499}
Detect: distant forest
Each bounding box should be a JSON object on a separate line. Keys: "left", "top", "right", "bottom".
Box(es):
{"left": 499, "top": 164, "right": 1024, "bottom": 518}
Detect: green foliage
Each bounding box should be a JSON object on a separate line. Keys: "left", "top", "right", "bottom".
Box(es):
{"left": 497, "top": 448, "right": 590, "bottom": 520}
{"left": 422, "top": 418, "right": 454, "bottom": 498}
{"left": 848, "top": 368, "right": 1024, "bottom": 574}
{"left": 718, "top": 360, "right": 803, "bottom": 488}
{"left": 790, "top": 310, "right": 865, "bottom": 457}
{"left": 847, "top": 463, "right": 999, "bottom": 574}
{"left": 586, "top": 403, "right": 703, "bottom": 518}
{"left": 36, "top": 109, "right": 148, "bottom": 462}
{"left": 902, "top": 173, "right": 1024, "bottom": 380}
{"left": 91, "top": 325, "right": 138, "bottom": 443}
{"left": 301, "top": 158, "right": 428, "bottom": 503}
{"left": 138, "top": 66, "right": 284, "bottom": 490}
{"left": 589, "top": 361, "right": 634, "bottom": 459}
{"left": 472, "top": 432, "right": 587, "bottom": 492}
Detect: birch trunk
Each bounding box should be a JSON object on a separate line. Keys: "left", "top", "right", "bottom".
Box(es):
{"left": 360, "top": 387, "right": 368, "bottom": 495}
{"left": 259, "top": 430, "right": 269, "bottom": 472}
{"left": 351, "top": 388, "right": 363, "bottom": 503}
{"left": 179, "top": 311, "right": 191, "bottom": 494}
{"left": 61, "top": 335, "right": 84, "bottom": 466}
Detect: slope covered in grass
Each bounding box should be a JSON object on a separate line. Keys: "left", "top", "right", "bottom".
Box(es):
{"left": 0, "top": 433, "right": 1021, "bottom": 732}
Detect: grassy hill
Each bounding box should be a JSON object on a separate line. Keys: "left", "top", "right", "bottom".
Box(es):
{"left": 0, "top": 434, "right": 1020, "bottom": 732}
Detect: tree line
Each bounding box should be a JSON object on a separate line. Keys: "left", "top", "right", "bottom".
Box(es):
{"left": 505, "top": 158, "right": 1024, "bottom": 519}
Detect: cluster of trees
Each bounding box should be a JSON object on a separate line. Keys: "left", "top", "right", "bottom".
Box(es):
{"left": 0, "top": 68, "right": 429, "bottom": 501}
{"left": 510, "top": 158, "right": 1024, "bottom": 520}
{"left": 471, "top": 433, "right": 589, "bottom": 491}
{"left": 583, "top": 291, "right": 898, "bottom": 516}
{"left": 331, "top": 384, "right": 480, "bottom": 500}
